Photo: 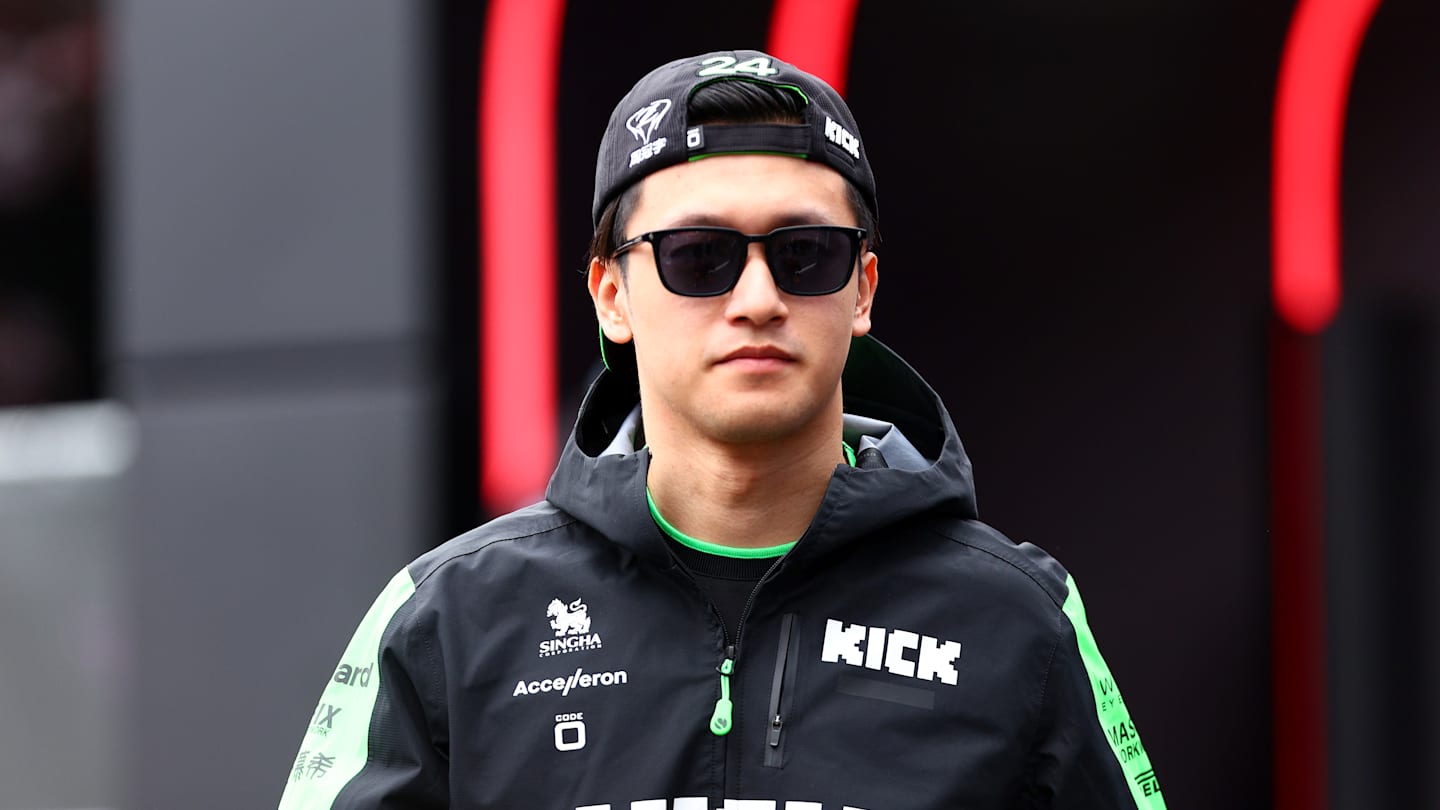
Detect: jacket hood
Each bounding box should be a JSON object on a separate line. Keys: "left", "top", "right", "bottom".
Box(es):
{"left": 545, "top": 335, "right": 978, "bottom": 565}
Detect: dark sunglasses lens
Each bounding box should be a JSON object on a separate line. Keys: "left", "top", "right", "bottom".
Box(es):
{"left": 767, "top": 228, "right": 856, "bottom": 294}
{"left": 655, "top": 231, "right": 743, "bottom": 295}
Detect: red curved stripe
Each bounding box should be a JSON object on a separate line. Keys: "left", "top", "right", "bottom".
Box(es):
{"left": 767, "top": 0, "right": 861, "bottom": 95}
{"left": 1272, "top": 0, "right": 1380, "bottom": 333}
{"left": 1270, "top": 3, "right": 1381, "bottom": 810}
{"left": 478, "top": 0, "right": 567, "bottom": 513}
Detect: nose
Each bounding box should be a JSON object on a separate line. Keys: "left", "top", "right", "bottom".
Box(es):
{"left": 723, "top": 244, "right": 788, "bottom": 326}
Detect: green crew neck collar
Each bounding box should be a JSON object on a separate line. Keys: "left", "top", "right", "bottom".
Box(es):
{"left": 645, "top": 442, "right": 856, "bottom": 559}
{"left": 647, "top": 489, "right": 795, "bottom": 559}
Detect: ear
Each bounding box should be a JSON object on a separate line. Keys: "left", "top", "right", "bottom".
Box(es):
{"left": 588, "top": 256, "right": 633, "bottom": 344}
{"left": 851, "top": 250, "right": 878, "bottom": 337}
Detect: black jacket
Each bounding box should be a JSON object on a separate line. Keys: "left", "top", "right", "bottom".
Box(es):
{"left": 279, "top": 336, "right": 1166, "bottom": 810}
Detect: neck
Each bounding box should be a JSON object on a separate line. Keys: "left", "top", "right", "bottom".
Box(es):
{"left": 645, "top": 408, "right": 846, "bottom": 550}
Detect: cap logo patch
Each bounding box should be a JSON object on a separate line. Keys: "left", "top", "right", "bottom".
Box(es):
{"left": 625, "top": 99, "right": 672, "bottom": 145}
{"left": 696, "top": 55, "right": 780, "bottom": 78}
{"left": 824, "top": 115, "right": 861, "bottom": 160}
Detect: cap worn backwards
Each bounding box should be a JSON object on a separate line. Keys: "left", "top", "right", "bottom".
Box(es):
{"left": 590, "top": 50, "right": 878, "bottom": 384}
{"left": 591, "top": 49, "right": 877, "bottom": 227}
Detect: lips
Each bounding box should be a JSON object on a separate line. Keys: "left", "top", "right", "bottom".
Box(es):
{"left": 719, "top": 345, "right": 796, "bottom": 364}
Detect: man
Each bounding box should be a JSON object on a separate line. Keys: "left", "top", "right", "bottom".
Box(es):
{"left": 279, "top": 50, "right": 1165, "bottom": 809}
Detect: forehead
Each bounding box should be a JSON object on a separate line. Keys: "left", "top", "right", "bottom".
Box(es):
{"left": 627, "top": 153, "right": 854, "bottom": 232}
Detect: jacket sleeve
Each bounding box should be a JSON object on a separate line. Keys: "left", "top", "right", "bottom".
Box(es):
{"left": 278, "top": 568, "right": 449, "bottom": 809}
{"left": 1020, "top": 574, "right": 1167, "bottom": 810}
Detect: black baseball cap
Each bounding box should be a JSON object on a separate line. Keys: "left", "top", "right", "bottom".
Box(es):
{"left": 593, "top": 49, "right": 877, "bottom": 225}
{"left": 591, "top": 49, "right": 878, "bottom": 382}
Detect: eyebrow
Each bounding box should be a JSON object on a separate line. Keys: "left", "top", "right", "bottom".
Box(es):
{"left": 661, "top": 210, "right": 847, "bottom": 230}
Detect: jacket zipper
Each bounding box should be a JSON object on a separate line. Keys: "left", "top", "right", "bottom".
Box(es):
{"left": 713, "top": 558, "right": 787, "bottom": 800}
{"left": 763, "top": 613, "right": 797, "bottom": 767}
{"left": 710, "top": 646, "right": 736, "bottom": 735}
{"left": 667, "top": 551, "right": 787, "bottom": 801}
{"left": 704, "top": 556, "right": 786, "bottom": 737}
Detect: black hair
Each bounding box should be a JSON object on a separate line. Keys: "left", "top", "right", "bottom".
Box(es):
{"left": 586, "top": 80, "right": 879, "bottom": 274}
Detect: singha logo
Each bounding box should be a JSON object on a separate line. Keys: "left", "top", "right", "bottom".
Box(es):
{"left": 540, "top": 597, "right": 603, "bottom": 658}
{"left": 548, "top": 598, "right": 592, "bottom": 636}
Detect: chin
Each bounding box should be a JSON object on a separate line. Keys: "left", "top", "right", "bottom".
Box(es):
{"left": 701, "top": 400, "right": 825, "bottom": 445}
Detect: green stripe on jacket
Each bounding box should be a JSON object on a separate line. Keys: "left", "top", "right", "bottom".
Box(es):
{"left": 1061, "top": 573, "right": 1167, "bottom": 809}
{"left": 279, "top": 568, "right": 416, "bottom": 809}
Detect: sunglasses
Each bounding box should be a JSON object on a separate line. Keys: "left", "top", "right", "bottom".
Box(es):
{"left": 612, "top": 225, "right": 865, "bottom": 297}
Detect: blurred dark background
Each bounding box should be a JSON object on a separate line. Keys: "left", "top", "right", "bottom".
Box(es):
{"left": 1, "top": 1, "right": 1435, "bottom": 808}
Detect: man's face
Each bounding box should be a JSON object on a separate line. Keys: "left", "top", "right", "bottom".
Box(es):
{"left": 589, "top": 154, "right": 878, "bottom": 446}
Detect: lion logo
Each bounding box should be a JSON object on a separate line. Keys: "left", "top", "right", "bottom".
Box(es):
{"left": 548, "top": 598, "right": 592, "bottom": 637}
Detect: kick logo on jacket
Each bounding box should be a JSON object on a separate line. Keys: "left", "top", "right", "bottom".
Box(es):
{"left": 820, "top": 618, "right": 962, "bottom": 685}
{"left": 540, "top": 596, "right": 604, "bottom": 657}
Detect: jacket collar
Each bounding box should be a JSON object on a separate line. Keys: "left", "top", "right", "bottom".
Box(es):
{"left": 545, "top": 335, "right": 978, "bottom": 566}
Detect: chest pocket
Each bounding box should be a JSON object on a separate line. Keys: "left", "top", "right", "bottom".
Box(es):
{"left": 763, "top": 613, "right": 800, "bottom": 768}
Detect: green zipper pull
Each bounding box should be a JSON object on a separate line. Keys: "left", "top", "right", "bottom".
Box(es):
{"left": 709, "top": 657, "right": 735, "bottom": 736}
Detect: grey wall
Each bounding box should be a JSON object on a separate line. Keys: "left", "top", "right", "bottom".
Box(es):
{"left": 0, "top": 403, "right": 133, "bottom": 810}
{"left": 108, "top": 2, "right": 433, "bottom": 807}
